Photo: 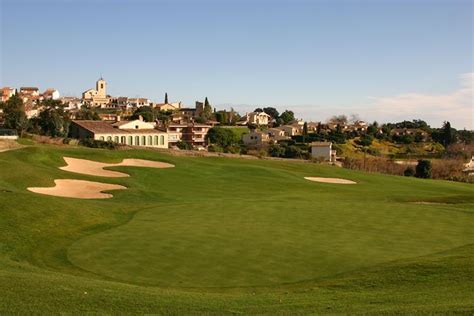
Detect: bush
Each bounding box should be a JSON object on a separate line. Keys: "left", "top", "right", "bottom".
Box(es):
{"left": 415, "top": 160, "right": 432, "bottom": 179}
{"left": 208, "top": 144, "right": 224, "bottom": 152}
{"left": 176, "top": 141, "right": 192, "bottom": 150}
{"left": 79, "top": 138, "right": 120, "bottom": 150}
{"left": 355, "top": 135, "right": 373, "bottom": 146}
{"left": 404, "top": 166, "right": 415, "bottom": 177}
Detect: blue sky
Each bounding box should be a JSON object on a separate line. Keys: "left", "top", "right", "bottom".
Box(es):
{"left": 1, "top": 0, "right": 472, "bottom": 128}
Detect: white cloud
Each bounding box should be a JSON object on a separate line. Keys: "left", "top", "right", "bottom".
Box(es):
{"left": 218, "top": 73, "right": 473, "bottom": 129}
{"left": 366, "top": 73, "right": 473, "bottom": 129}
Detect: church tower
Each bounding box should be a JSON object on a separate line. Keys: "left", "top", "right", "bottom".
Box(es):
{"left": 96, "top": 77, "right": 107, "bottom": 98}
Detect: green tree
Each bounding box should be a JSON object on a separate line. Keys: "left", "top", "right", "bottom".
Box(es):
{"left": 164, "top": 92, "right": 168, "bottom": 104}
{"left": 415, "top": 160, "right": 432, "bottom": 179}
{"left": 75, "top": 107, "right": 100, "bottom": 120}
{"left": 35, "top": 100, "right": 70, "bottom": 137}
{"left": 442, "top": 121, "right": 454, "bottom": 146}
{"left": 205, "top": 127, "right": 238, "bottom": 148}
{"left": 279, "top": 110, "right": 295, "bottom": 125}
{"left": 263, "top": 107, "right": 279, "bottom": 120}
{"left": 268, "top": 144, "right": 286, "bottom": 157}
{"left": 254, "top": 108, "right": 263, "bottom": 113}
{"left": 404, "top": 166, "right": 415, "bottom": 177}
{"left": 202, "top": 97, "right": 213, "bottom": 120}
{"left": 2, "top": 94, "right": 28, "bottom": 135}
{"left": 131, "top": 106, "right": 154, "bottom": 122}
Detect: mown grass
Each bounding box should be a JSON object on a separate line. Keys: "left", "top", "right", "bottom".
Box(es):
{"left": 0, "top": 142, "right": 473, "bottom": 314}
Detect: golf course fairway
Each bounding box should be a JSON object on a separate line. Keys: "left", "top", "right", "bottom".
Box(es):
{"left": 0, "top": 143, "right": 473, "bottom": 314}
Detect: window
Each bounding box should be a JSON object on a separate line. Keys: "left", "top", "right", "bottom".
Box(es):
{"left": 107, "top": 136, "right": 112, "bottom": 141}
{"left": 121, "top": 136, "right": 126, "bottom": 143}
{"left": 99, "top": 136, "right": 105, "bottom": 141}
{"left": 114, "top": 136, "right": 119, "bottom": 143}
{"left": 135, "top": 136, "right": 140, "bottom": 145}
{"left": 128, "top": 136, "right": 133, "bottom": 145}
{"left": 154, "top": 136, "right": 159, "bottom": 145}
{"left": 148, "top": 136, "right": 152, "bottom": 146}
{"left": 142, "top": 136, "right": 146, "bottom": 145}
{"left": 101, "top": 83, "right": 104, "bottom": 89}
{"left": 135, "top": 125, "right": 139, "bottom": 129}
{"left": 160, "top": 135, "right": 164, "bottom": 145}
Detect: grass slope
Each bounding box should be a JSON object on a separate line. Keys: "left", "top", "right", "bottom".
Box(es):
{"left": 0, "top": 143, "right": 473, "bottom": 314}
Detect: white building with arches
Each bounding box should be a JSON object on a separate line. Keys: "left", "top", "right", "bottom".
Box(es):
{"left": 70, "top": 119, "right": 168, "bottom": 148}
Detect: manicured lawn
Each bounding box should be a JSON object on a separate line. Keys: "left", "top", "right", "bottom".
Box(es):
{"left": 0, "top": 142, "right": 473, "bottom": 314}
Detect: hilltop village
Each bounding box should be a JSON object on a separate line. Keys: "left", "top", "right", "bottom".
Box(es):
{"left": 1, "top": 78, "right": 472, "bottom": 181}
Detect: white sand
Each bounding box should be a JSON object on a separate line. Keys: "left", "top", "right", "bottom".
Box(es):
{"left": 28, "top": 179, "right": 126, "bottom": 199}
{"left": 304, "top": 177, "right": 357, "bottom": 184}
{"left": 60, "top": 157, "right": 174, "bottom": 177}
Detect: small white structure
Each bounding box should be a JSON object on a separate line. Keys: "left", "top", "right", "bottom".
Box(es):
{"left": 311, "top": 142, "right": 335, "bottom": 162}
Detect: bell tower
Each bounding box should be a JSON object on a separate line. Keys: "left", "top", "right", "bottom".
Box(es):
{"left": 96, "top": 77, "right": 107, "bottom": 98}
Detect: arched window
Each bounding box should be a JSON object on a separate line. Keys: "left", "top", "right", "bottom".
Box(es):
{"left": 128, "top": 136, "right": 133, "bottom": 145}
{"left": 142, "top": 136, "right": 146, "bottom": 146}
{"left": 107, "top": 136, "right": 112, "bottom": 141}
{"left": 160, "top": 135, "right": 165, "bottom": 145}
{"left": 99, "top": 136, "right": 105, "bottom": 141}
{"left": 135, "top": 136, "right": 140, "bottom": 146}
{"left": 154, "top": 136, "right": 159, "bottom": 145}
{"left": 121, "top": 136, "right": 126, "bottom": 144}
{"left": 114, "top": 136, "right": 119, "bottom": 143}
{"left": 148, "top": 136, "right": 153, "bottom": 146}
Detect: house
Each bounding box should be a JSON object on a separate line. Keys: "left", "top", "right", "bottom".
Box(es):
{"left": 1, "top": 87, "right": 16, "bottom": 102}
{"left": 268, "top": 127, "right": 288, "bottom": 141}
{"left": 311, "top": 142, "right": 336, "bottom": 162}
{"left": 166, "top": 123, "right": 211, "bottom": 147}
{"left": 154, "top": 101, "right": 182, "bottom": 112}
{"left": 82, "top": 78, "right": 110, "bottom": 107}
{"left": 306, "top": 122, "right": 320, "bottom": 132}
{"left": 390, "top": 128, "right": 429, "bottom": 141}
{"left": 19, "top": 87, "right": 40, "bottom": 97}
{"left": 242, "top": 130, "right": 270, "bottom": 147}
{"left": 128, "top": 98, "right": 150, "bottom": 108}
{"left": 352, "top": 120, "right": 368, "bottom": 131}
{"left": 238, "top": 112, "right": 271, "bottom": 126}
{"left": 70, "top": 118, "right": 168, "bottom": 148}
{"left": 280, "top": 124, "right": 302, "bottom": 137}
{"left": 60, "top": 96, "right": 83, "bottom": 110}
{"left": 42, "top": 88, "right": 60, "bottom": 100}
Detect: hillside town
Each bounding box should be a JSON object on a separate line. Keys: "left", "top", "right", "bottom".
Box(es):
{"left": 1, "top": 78, "right": 473, "bottom": 181}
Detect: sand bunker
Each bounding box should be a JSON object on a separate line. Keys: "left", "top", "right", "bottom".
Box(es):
{"left": 60, "top": 157, "right": 174, "bottom": 177}
{"left": 304, "top": 177, "right": 356, "bottom": 184}
{"left": 28, "top": 179, "right": 126, "bottom": 199}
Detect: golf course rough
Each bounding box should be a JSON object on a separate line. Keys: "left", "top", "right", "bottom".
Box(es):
{"left": 1, "top": 143, "right": 473, "bottom": 314}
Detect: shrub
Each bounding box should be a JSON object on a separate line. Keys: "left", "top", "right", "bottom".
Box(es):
{"left": 355, "top": 135, "right": 373, "bottom": 146}
{"left": 404, "top": 166, "right": 415, "bottom": 177}
{"left": 176, "top": 141, "right": 192, "bottom": 150}
{"left": 415, "top": 160, "right": 432, "bottom": 179}
{"left": 208, "top": 144, "right": 224, "bottom": 152}
{"left": 79, "top": 138, "right": 120, "bottom": 150}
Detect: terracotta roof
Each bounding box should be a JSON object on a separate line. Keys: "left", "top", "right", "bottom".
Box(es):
{"left": 20, "top": 87, "right": 39, "bottom": 91}
{"left": 72, "top": 120, "right": 163, "bottom": 135}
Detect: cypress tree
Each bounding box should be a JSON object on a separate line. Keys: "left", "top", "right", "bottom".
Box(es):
{"left": 164, "top": 93, "right": 168, "bottom": 104}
